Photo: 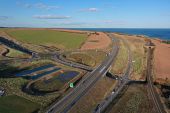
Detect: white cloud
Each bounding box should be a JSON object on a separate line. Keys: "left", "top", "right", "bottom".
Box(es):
{"left": 98, "top": 20, "right": 127, "bottom": 25}
{"left": 17, "top": 2, "right": 60, "bottom": 10}
{"left": 80, "top": 8, "right": 99, "bottom": 12}
{"left": 88, "top": 8, "right": 99, "bottom": 12}
{"left": 34, "top": 3, "right": 60, "bottom": 10}
{"left": 55, "top": 22, "right": 86, "bottom": 26}
{"left": 24, "top": 3, "right": 33, "bottom": 8}
{"left": 0, "top": 16, "right": 9, "bottom": 20}
{"left": 102, "top": 20, "right": 114, "bottom": 23}
{"left": 34, "top": 15, "right": 71, "bottom": 19}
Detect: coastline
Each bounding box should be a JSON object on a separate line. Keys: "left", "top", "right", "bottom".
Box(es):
{"left": 1, "top": 27, "right": 170, "bottom": 41}
{"left": 66, "top": 28, "right": 170, "bottom": 41}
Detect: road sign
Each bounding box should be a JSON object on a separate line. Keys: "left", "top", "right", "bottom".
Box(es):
{"left": 70, "top": 83, "right": 74, "bottom": 88}
{"left": 132, "top": 60, "right": 136, "bottom": 63}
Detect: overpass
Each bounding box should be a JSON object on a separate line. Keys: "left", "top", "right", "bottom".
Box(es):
{"left": 46, "top": 33, "right": 120, "bottom": 113}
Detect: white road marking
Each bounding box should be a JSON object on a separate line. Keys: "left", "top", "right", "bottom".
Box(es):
{"left": 99, "top": 66, "right": 106, "bottom": 73}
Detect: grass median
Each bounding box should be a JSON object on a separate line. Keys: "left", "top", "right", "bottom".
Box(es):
{"left": 111, "top": 39, "right": 128, "bottom": 75}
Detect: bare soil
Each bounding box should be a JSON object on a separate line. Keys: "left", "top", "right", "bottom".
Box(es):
{"left": 152, "top": 39, "right": 170, "bottom": 83}
{"left": 53, "top": 28, "right": 87, "bottom": 34}
{"left": 80, "top": 32, "right": 111, "bottom": 50}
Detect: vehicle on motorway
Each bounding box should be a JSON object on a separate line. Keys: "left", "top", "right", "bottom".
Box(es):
{"left": 0, "top": 87, "right": 5, "bottom": 96}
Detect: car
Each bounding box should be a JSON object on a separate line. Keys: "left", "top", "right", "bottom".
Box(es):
{"left": 0, "top": 89, "right": 4, "bottom": 96}
{"left": 48, "top": 108, "right": 54, "bottom": 113}
{"left": 112, "top": 91, "right": 115, "bottom": 94}
{"left": 94, "top": 104, "right": 100, "bottom": 111}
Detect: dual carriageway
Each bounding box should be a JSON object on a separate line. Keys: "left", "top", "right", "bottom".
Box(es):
{"left": 0, "top": 33, "right": 166, "bottom": 113}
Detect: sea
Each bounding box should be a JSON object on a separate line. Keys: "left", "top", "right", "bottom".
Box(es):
{"left": 69, "top": 28, "right": 170, "bottom": 40}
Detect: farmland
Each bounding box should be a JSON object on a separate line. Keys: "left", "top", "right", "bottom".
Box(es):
{"left": 0, "top": 95, "right": 39, "bottom": 113}
{"left": 5, "top": 29, "right": 87, "bottom": 49}
{"left": 65, "top": 50, "right": 106, "bottom": 67}
{"left": 108, "top": 85, "right": 153, "bottom": 113}
{"left": 152, "top": 39, "right": 170, "bottom": 84}
{"left": 66, "top": 52, "right": 95, "bottom": 67}
{"left": 80, "top": 32, "right": 111, "bottom": 50}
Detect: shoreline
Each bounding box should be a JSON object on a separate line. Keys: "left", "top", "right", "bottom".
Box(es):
{"left": 0, "top": 27, "right": 170, "bottom": 42}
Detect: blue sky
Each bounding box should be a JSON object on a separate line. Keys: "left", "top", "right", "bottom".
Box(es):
{"left": 0, "top": 0, "right": 170, "bottom": 28}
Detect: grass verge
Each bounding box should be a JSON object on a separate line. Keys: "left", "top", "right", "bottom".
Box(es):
{"left": 7, "top": 48, "right": 30, "bottom": 58}
{"left": 68, "top": 77, "right": 116, "bottom": 113}
{"left": 111, "top": 39, "right": 128, "bottom": 74}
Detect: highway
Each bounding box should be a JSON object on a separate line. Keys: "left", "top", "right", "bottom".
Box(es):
{"left": 46, "top": 33, "right": 119, "bottom": 113}
{"left": 93, "top": 38, "right": 132, "bottom": 113}
{"left": 0, "top": 34, "right": 167, "bottom": 113}
{"left": 146, "top": 47, "right": 166, "bottom": 113}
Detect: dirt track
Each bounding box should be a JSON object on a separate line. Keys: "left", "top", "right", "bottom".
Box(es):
{"left": 152, "top": 39, "right": 170, "bottom": 81}
{"left": 80, "top": 32, "right": 111, "bottom": 50}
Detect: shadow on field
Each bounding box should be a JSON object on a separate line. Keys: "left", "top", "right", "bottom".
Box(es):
{"left": 0, "top": 63, "right": 30, "bottom": 78}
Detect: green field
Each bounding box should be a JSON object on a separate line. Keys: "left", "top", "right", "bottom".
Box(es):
{"left": 33, "top": 79, "right": 64, "bottom": 92}
{"left": 6, "top": 29, "right": 87, "bottom": 49}
{"left": 133, "top": 52, "right": 144, "bottom": 75}
{"left": 7, "top": 48, "right": 30, "bottom": 58}
{"left": 0, "top": 95, "right": 39, "bottom": 113}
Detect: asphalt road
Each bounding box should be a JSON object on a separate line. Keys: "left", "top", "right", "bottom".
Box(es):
{"left": 0, "top": 36, "right": 92, "bottom": 72}
{"left": 93, "top": 38, "right": 132, "bottom": 113}
{"left": 46, "top": 33, "right": 119, "bottom": 113}
{"left": 52, "top": 53, "right": 93, "bottom": 71}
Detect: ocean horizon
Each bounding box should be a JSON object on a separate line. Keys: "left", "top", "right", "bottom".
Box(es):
{"left": 69, "top": 28, "right": 170, "bottom": 40}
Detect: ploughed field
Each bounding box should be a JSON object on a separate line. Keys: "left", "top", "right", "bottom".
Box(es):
{"left": 5, "top": 29, "right": 87, "bottom": 49}
{"left": 152, "top": 39, "right": 170, "bottom": 84}
{"left": 80, "top": 32, "right": 111, "bottom": 50}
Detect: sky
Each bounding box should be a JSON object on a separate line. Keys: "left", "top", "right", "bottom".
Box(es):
{"left": 0, "top": 0, "right": 170, "bottom": 28}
